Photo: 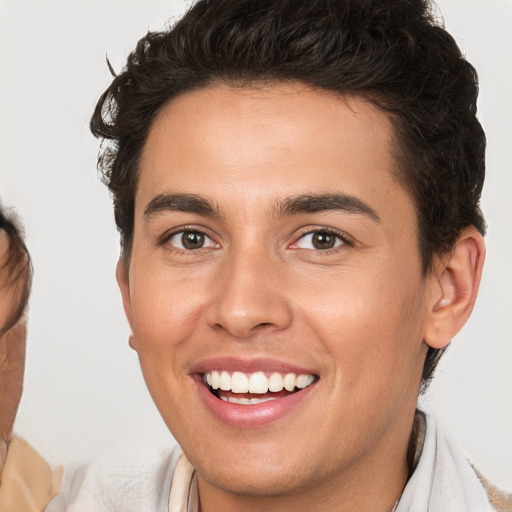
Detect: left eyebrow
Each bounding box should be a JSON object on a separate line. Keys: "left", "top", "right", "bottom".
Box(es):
{"left": 144, "top": 193, "right": 220, "bottom": 219}
{"left": 278, "top": 193, "right": 380, "bottom": 222}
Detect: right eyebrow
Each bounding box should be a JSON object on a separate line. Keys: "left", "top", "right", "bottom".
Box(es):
{"left": 144, "top": 193, "right": 220, "bottom": 219}
{"left": 278, "top": 193, "right": 380, "bottom": 222}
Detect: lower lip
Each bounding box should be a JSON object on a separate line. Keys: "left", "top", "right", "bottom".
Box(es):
{"left": 194, "top": 377, "right": 316, "bottom": 428}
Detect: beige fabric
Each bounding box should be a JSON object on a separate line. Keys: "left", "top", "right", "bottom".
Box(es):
{"left": 472, "top": 465, "right": 512, "bottom": 512}
{"left": 168, "top": 454, "right": 195, "bottom": 512}
{"left": 0, "top": 437, "right": 62, "bottom": 512}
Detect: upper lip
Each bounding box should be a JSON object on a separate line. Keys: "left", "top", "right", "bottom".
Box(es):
{"left": 190, "top": 356, "right": 318, "bottom": 376}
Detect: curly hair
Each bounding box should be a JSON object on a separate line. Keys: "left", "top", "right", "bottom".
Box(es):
{"left": 0, "top": 207, "right": 32, "bottom": 338}
{"left": 91, "top": 0, "right": 486, "bottom": 388}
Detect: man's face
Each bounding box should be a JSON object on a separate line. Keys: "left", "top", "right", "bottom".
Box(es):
{"left": 120, "top": 84, "right": 434, "bottom": 497}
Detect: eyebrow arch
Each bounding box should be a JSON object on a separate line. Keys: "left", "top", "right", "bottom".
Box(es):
{"left": 279, "top": 193, "right": 380, "bottom": 222}
{"left": 144, "top": 193, "right": 220, "bottom": 219}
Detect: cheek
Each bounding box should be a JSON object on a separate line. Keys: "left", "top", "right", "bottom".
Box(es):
{"left": 129, "top": 268, "right": 206, "bottom": 349}
{"left": 297, "top": 265, "right": 427, "bottom": 384}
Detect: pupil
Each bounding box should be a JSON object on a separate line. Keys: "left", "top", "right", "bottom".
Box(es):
{"left": 312, "top": 232, "right": 335, "bottom": 250}
{"left": 182, "top": 232, "right": 204, "bottom": 249}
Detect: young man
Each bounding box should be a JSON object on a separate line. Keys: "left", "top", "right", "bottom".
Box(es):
{"left": 0, "top": 207, "right": 62, "bottom": 511}
{"left": 48, "top": 0, "right": 511, "bottom": 510}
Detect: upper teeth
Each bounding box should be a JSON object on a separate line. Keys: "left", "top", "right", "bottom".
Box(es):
{"left": 204, "top": 371, "right": 314, "bottom": 394}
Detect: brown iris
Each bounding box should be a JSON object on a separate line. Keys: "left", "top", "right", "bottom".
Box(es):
{"left": 311, "top": 232, "right": 337, "bottom": 250}
{"left": 181, "top": 231, "right": 205, "bottom": 249}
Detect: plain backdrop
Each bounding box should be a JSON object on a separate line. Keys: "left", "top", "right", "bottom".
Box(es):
{"left": 1, "top": 0, "right": 511, "bottom": 491}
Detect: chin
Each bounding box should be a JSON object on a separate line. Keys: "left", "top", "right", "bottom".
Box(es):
{"left": 200, "top": 463, "right": 312, "bottom": 497}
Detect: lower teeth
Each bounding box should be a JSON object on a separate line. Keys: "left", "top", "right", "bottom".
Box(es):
{"left": 219, "top": 396, "right": 278, "bottom": 405}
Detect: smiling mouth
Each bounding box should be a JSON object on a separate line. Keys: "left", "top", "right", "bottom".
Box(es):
{"left": 202, "top": 370, "right": 317, "bottom": 405}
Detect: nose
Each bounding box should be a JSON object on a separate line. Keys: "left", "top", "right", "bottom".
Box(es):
{"left": 206, "top": 249, "right": 293, "bottom": 338}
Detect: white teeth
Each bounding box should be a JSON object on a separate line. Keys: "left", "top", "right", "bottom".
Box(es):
{"left": 283, "top": 373, "right": 296, "bottom": 392}
{"left": 296, "top": 374, "right": 314, "bottom": 389}
{"left": 249, "top": 372, "right": 269, "bottom": 394}
{"left": 231, "top": 372, "right": 249, "bottom": 393}
{"left": 203, "top": 370, "right": 315, "bottom": 395}
{"left": 211, "top": 370, "right": 220, "bottom": 390}
{"left": 268, "top": 372, "right": 284, "bottom": 392}
{"left": 249, "top": 397, "right": 275, "bottom": 404}
{"left": 219, "top": 371, "right": 231, "bottom": 391}
{"left": 219, "top": 395, "right": 277, "bottom": 405}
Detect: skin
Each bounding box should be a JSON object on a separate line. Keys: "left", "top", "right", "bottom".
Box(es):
{"left": 0, "top": 230, "right": 27, "bottom": 477}
{"left": 0, "top": 323, "right": 26, "bottom": 477}
{"left": 118, "top": 83, "right": 484, "bottom": 512}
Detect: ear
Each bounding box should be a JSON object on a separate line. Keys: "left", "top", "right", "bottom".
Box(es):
{"left": 116, "top": 259, "right": 136, "bottom": 350}
{"left": 424, "top": 226, "right": 485, "bottom": 349}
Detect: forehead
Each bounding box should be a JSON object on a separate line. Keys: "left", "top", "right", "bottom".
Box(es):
{"left": 137, "top": 83, "right": 411, "bottom": 220}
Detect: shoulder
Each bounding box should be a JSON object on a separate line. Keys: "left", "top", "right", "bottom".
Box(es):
{"left": 398, "top": 411, "right": 511, "bottom": 512}
{"left": 0, "top": 437, "right": 62, "bottom": 512}
{"left": 45, "top": 445, "right": 182, "bottom": 512}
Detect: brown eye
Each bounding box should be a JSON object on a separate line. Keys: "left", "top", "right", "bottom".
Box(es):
{"left": 182, "top": 231, "right": 205, "bottom": 249}
{"left": 167, "top": 230, "right": 218, "bottom": 250}
{"left": 311, "top": 232, "right": 337, "bottom": 250}
{"left": 294, "top": 231, "right": 344, "bottom": 251}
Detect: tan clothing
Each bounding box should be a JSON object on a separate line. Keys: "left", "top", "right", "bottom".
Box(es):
{"left": 473, "top": 466, "right": 512, "bottom": 512}
{"left": 0, "top": 437, "right": 62, "bottom": 512}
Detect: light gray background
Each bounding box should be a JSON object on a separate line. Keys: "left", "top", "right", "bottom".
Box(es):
{"left": 1, "top": 0, "right": 511, "bottom": 490}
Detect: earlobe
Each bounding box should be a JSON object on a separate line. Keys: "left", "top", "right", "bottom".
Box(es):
{"left": 424, "top": 226, "right": 485, "bottom": 349}
{"left": 116, "top": 259, "right": 136, "bottom": 350}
